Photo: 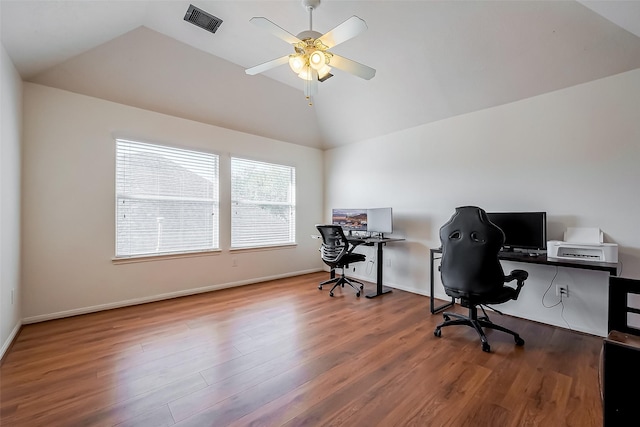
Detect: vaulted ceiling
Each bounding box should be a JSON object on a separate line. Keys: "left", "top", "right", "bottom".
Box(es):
{"left": 2, "top": 1, "right": 640, "bottom": 150}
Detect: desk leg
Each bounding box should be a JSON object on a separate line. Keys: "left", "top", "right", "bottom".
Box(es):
{"left": 366, "top": 242, "right": 393, "bottom": 298}
{"left": 430, "top": 250, "right": 454, "bottom": 314}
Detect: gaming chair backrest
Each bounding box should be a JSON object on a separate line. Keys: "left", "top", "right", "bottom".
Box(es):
{"left": 439, "top": 206, "right": 506, "bottom": 298}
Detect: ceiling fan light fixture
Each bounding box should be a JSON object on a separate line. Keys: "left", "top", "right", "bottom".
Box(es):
{"left": 309, "top": 50, "right": 326, "bottom": 70}
{"left": 289, "top": 55, "right": 306, "bottom": 74}
{"left": 298, "top": 67, "right": 314, "bottom": 81}
{"left": 317, "top": 65, "right": 332, "bottom": 80}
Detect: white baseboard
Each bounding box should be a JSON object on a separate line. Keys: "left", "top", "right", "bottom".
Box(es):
{"left": 384, "top": 282, "right": 429, "bottom": 297}
{"left": 1, "top": 320, "right": 22, "bottom": 361}
{"left": 345, "top": 272, "right": 429, "bottom": 297}
{"left": 22, "top": 268, "right": 322, "bottom": 325}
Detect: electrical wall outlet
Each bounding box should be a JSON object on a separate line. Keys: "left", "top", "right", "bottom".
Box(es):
{"left": 556, "top": 284, "right": 569, "bottom": 298}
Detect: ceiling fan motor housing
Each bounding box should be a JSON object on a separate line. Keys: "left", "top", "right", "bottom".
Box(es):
{"left": 296, "top": 30, "right": 322, "bottom": 41}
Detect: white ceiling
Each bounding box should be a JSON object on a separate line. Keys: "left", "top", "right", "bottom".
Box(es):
{"left": 2, "top": 0, "right": 640, "bottom": 150}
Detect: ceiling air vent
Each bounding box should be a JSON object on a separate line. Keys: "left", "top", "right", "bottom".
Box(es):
{"left": 184, "top": 4, "right": 223, "bottom": 34}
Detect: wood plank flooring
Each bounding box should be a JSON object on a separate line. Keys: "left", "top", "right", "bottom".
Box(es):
{"left": 0, "top": 272, "right": 603, "bottom": 426}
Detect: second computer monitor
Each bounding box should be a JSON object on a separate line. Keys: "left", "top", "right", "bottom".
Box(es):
{"left": 367, "top": 207, "right": 393, "bottom": 235}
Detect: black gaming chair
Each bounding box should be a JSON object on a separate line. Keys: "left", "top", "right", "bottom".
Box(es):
{"left": 316, "top": 225, "right": 367, "bottom": 297}
{"left": 434, "top": 206, "right": 528, "bottom": 352}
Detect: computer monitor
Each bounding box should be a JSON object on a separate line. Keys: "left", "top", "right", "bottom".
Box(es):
{"left": 331, "top": 209, "right": 367, "bottom": 232}
{"left": 486, "top": 211, "right": 547, "bottom": 251}
{"left": 367, "top": 207, "right": 393, "bottom": 236}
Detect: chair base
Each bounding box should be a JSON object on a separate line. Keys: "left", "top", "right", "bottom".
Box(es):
{"left": 319, "top": 272, "right": 364, "bottom": 297}
{"left": 434, "top": 305, "right": 525, "bottom": 352}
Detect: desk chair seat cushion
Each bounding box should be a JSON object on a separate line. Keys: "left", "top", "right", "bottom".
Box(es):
{"left": 341, "top": 252, "right": 366, "bottom": 266}
{"left": 447, "top": 269, "right": 528, "bottom": 304}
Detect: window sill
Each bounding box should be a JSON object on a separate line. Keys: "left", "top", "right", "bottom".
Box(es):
{"left": 229, "top": 243, "right": 298, "bottom": 253}
{"left": 112, "top": 249, "right": 222, "bottom": 264}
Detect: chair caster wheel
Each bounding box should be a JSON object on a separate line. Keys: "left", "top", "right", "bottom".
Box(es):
{"left": 318, "top": 285, "right": 322, "bottom": 290}
{"left": 515, "top": 337, "right": 525, "bottom": 346}
{"left": 482, "top": 343, "right": 491, "bottom": 352}
{"left": 329, "top": 292, "right": 334, "bottom": 297}
{"left": 360, "top": 285, "right": 364, "bottom": 290}
{"left": 356, "top": 292, "right": 360, "bottom": 297}
{"left": 434, "top": 328, "right": 441, "bottom": 337}
{"left": 443, "top": 315, "right": 450, "bottom": 321}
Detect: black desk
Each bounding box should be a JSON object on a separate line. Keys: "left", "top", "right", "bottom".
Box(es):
{"left": 348, "top": 236, "right": 405, "bottom": 298}
{"left": 429, "top": 247, "right": 619, "bottom": 314}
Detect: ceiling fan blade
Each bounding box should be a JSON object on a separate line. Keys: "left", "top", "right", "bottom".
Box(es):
{"left": 250, "top": 17, "right": 301, "bottom": 45}
{"left": 318, "top": 16, "right": 368, "bottom": 48}
{"left": 245, "top": 55, "right": 290, "bottom": 75}
{"left": 329, "top": 54, "right": 376, "bottom": 80}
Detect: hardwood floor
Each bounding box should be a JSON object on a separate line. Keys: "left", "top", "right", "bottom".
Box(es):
{"left": 1, "top": 272, "right": 603, "bottom": 426}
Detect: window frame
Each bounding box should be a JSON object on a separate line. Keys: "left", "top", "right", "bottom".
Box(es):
{"left": 230, "top": 156, "right": 297, "bottom": 250}
{"left": 114, "top": 138, "right": 220, "bottom": 261}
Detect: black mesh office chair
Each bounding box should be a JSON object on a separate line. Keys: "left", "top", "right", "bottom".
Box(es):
{"left": 316, "top": 225, "right": 366, "bottom": 297}
{"left": 434, "top": 206, "right": 528, "bottom": 352}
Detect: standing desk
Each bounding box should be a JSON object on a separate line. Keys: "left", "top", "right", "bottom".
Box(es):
{"left": 429, "top": 247, "right": 619, "bottom": 314}
{"left": 347, "top": 236, "right": 405, "bottom": 298}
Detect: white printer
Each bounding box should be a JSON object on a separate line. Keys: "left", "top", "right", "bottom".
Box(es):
{"left": 547, "top": 227, "right": 618, "bottom": 263}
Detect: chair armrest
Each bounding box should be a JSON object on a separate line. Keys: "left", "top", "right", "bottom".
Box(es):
{"left": 504, "top": 269, "right": 528, "bottom": 298}
{"left": 346, "top": 241, "right": 364, "bottom": 255}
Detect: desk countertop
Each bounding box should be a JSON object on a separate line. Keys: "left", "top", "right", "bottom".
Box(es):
{"left": 348, "top": 236, "right": 405, "bottom": 244}
{"left": 430, "top": 247, "right": 618, "bottom": 275}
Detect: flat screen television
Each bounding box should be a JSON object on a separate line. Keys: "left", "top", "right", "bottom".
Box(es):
{"left": 367, "top": 207, "right": 393, "bottom": 235}
{"left": 331, "top": 209, "right": 367, "bottom": 232}
{"left": 486, "top": 211, "right": 547, "bottom": 251}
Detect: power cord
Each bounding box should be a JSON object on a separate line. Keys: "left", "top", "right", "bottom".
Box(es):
{"left": 559, "top": 299, "right": 571, "bottom": 331}
{"left": 366, "top": 252, "right": 375, "bottom": 276}
{"left": 541, "top": 267, "right": 561, "bottom": 308}
{"left": 541, "top": 266, "right": 572, "bottom": 330}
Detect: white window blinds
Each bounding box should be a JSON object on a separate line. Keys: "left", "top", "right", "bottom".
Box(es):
{"left": 116, "top": 139, "right": 219, "bottom": 257}
{"left": 231, "top": 157, "right": 296, "bottom": 248}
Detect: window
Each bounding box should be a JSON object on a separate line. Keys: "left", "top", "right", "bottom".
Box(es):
{"left": 231, "top": 157, "right": 296, "bottom": 248}
{"left": 116, "top": 139, "right": 219, "bottom": 257}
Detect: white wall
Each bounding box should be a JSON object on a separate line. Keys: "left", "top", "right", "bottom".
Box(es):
{"left": 21, "top": 83, "right": 324, "bottom": 322}
{"left": 325, "top": 69, "right": 640, "bottom": 337}
{"left": 0, "top": 44, "right": 22, "bottom": 357}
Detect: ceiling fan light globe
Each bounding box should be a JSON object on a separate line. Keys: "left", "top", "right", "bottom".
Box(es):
{"left": 317, "top": 65, "right": 331, "bottom": 79}
{"left": 289, "top": 55, "right": 306, "bottom": 74}
{"left": 298, "top": 67, "right": 313, "bottom": 81}
{"left": 309, "top": 50, "right": 326, "bottom": 70}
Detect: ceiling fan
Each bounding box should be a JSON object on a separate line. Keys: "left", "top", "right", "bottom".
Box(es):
{"left": 245, "top": 0, "right": 376, "bottom": 105}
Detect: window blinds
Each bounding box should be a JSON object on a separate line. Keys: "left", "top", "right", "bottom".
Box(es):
{"left": 116, "top": 139, "right": 219, "bottom": 257}
{"left": 231, "top": 157, "right": 296, "bottom": 248}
